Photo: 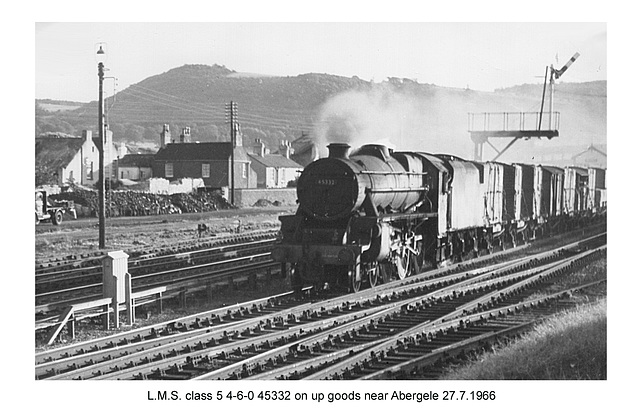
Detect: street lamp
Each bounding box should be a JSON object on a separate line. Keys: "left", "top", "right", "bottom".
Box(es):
{"left": 96, "top": 43, "right": 107, "bottom": 249}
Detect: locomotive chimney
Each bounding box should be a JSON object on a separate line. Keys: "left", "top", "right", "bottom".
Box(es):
{"left": 327, "top": 143, "right": 351, "bottom": 159}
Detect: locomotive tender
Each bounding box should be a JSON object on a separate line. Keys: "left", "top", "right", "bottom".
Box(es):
{"left": 271, "top": 143, "right": 606, "bottom": 292}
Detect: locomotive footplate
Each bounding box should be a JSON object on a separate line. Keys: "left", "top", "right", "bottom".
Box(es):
{"left": 272, "top": 243, "right": 364, "bottom": 266}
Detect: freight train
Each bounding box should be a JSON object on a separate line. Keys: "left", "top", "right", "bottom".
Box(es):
{"left": 271, "top": 143, "right": 606, "bottom": 292}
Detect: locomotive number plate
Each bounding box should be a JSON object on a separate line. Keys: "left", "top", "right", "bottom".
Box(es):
{"left": 316, "top": 179, "right": 337, "bottom": 186}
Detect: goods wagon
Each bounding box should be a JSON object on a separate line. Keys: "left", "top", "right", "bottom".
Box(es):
{"left": 564, "top": 167, "right": 589, "bottom": 214}
{"left": 588, "top": 168, "right": 607, "bottom": 211}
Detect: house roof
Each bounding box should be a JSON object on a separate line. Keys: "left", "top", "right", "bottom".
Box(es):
{"left": 126, "top": 144, "right": 158, "bottom": 155}
{"left": 154, "top": 142, "right": 251, "bottom": 162}
{"left": 249, "top": 153, "right": 303, "bottom": 168}
{"left": 119, "top": 153, "right": 155, "bottom": 167}
{"left": 572, "top": 145, "right": 607, "bottom": 160}
{"left": 291, "top": 133, "right": 319, "bottom": 166}
{"left": 292, "top": 133, "right": 317, "bottom": 154}
{"left": 35, "top": 137, "right": 85, "bottom": 171}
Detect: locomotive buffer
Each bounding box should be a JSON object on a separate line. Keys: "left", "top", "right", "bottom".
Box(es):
{"left": 469, "top": 52, "right": 579, "bottom": 161}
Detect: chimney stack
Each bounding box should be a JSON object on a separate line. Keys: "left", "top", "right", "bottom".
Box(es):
{"left": 254, "top": 138, "right": 266, "bottom": 157}
{"left": 180, "top": 127, "right": 191, "bottom": 143}
{"left": 160, "top": 124, "right": 171, "bottom": 147}
{"left": 86, "top": 130, "right": 98, "bottom": 148}
{"left": 279, "top": 140, "right": 292, "bottom": 159}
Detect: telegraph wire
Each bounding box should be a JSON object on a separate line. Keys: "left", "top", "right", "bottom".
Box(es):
{"left": 120, "top": 88, "right": 225, "bottom": 118}
{"left": 64, "top": 83, "right": 326, "bottom": 135}
{"left": 126, "top": 85, "right": 227, "bottom": 114}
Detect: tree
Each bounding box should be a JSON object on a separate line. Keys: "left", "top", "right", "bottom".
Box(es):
{"left": 198, "top": 124, "right": 220, "bottom": 142}
{"left": 36, "top": 117, "right": 75, "bottom": 137}
{"left": 124, "top": 124, "right": 145, "bottom": 142}
{"left": 35, "top": 164, "right": 58, "bottom": 187}
{"left": 109, "top": 122, "right": 126, "bottom": 139}
{"left": 143, "top": 126, "right": 159, "bottom": 141}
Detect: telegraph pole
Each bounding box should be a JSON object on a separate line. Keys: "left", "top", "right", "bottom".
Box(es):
{"left": 97, "top": 45, "right": 106, "bottom": 249}
{"left": 226, "top": 101, "right": 238, "bottom": 205}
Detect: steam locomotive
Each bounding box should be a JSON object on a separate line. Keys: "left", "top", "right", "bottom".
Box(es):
{"left": 271, "top": 143, "right": 606, "bottom": 292}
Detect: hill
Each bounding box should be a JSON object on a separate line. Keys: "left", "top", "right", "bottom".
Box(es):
{"left": 35, "top": 64, "right": 606, "bottom": 163}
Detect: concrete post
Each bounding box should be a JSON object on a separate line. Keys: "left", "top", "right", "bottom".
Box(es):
{"left": 102, "top": 250, "right": 129, "bottom": 329}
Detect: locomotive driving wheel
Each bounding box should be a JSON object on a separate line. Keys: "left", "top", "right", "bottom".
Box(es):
{"left": 395, "top": 246, "right": 411, "bottom": 280}
{"left": 349, "top": 266, "right": 361, "bottom": 293}
{"left": 365, "top": 262, "right": 381, "bottom": 288}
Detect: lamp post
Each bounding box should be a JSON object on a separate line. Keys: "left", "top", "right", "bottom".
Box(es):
{"left": 96, "top": 44, "right": 106, "bottom": 249}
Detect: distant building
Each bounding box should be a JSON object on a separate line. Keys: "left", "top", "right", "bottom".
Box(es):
{"left": 291, "top": 132, "right": 320, "bottom": 167}
{"left": 249, "top": 139, "right": 302, "bottom": 188}
{"left": 572, "top": 145, "right": 607, "bottom": 169}
{"left": 35, "top": 130, "right": 120, "bottom": 187}
{"left": 117, "top": 154, "right": 154, "bottom": 181}
{"left": 153, "top": 140, "right": 256, "bottom": 189}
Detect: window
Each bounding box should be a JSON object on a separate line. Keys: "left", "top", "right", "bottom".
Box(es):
{"left": 165, "top": 163, "right": 174, "bottom": 178}
{"left": 242, "top": 163, "right": 248, "bottom": 179}
{"left": 202, "top": 163, "right": 211, "bottom": 178}
{"left": 86, "top": 161, "right": 94, "bottom": 180}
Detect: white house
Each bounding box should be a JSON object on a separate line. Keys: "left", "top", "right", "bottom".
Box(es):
{"left": 248, "top": 139, "right": 302, "bottom": 188}
{"left": 36, "top": 130, "right": 120, "bottom": 187}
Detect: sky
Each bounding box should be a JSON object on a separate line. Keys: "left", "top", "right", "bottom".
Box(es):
{"left": 35, "top": 22, "right": 607, "bottom": 102}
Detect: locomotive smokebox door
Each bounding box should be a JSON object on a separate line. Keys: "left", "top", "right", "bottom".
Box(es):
{"left": 102, "top": 250, "right": 130, "bottom": 304}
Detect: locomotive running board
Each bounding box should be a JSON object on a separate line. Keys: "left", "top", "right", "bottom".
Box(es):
{"left": 379, "top": 212, "right": 437, "bottom": 222}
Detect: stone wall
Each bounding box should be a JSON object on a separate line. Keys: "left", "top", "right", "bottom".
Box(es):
{"left": 148, "top": 178, "right": 205, "bottom": 195}
{"left": 235, "top": 188, "right": 297, "bottom": 208}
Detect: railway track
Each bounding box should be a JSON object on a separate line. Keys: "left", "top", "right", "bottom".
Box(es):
{"left": 36, "top": 230, "right": 278, "bottom": 283}
{"left": 36, "top": 233, "right": 606, "bottom": 380}
{"left": 300, "top": 278, "right": 604, "bottom": 380}
{"left": 36, "top": 256, "right": 531, "bottom": 379}
{"left": 35, "top": 231, "right": 279, "bottom": 310}
{"left": 199, "top": 246, "right": 605, "bottom": 380}
{"left": 355, "top": 281, "right": 603, "bottom": 380}
{"left": 35, "top": 289, "right": 307, "bottom": 379}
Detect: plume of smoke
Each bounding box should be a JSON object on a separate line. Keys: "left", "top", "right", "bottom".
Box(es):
{"left": 313, "top": 85, "right": 417, "bottom": 156}
{"left": 312, "top": 82, "right": 473, "bottom": 159}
